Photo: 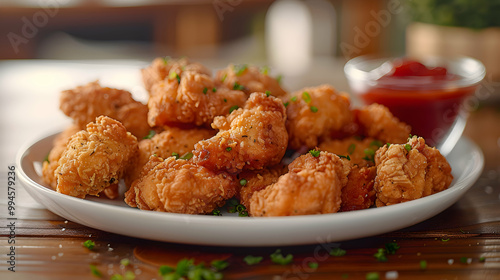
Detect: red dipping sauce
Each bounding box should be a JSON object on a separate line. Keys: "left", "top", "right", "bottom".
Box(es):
{"left": 345, "top": 57, "right": 485, "bottom": 147}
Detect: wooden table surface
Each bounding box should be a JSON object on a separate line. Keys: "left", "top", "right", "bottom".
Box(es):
{"left": 1, "top": 60, "right": 500, "bottom": 280}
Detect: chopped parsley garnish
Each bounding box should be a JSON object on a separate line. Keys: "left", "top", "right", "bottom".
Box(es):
{"left": 370, "top": 140, "right": 383, "bottom": 147}
{"left": 276, "top": 75, "right": 283, "bottom": 84}
{"left": 120, "top": 258, "right": 130, "bottom": 266}
{"left": 290, "top": 96, "right": 297, "bottom": 102}
{"left": 420, "top": 260, "right": 427, "bottom": 270}
{"left": 203, "top": 87, "right": 208, "bottom": 94}
{"left": 90, "top": 264, "right": 102, "bottom": 278}
{"left": 404, "top": 144, "right": 412, "bottom": 152}
{"left": 270, "top": 249, "right": 293, "bottom": 265}
{"left": 172, "top": 152, "right": 180, "bottom": 159}
{"left": 373, "top": 248, "right": 387, "bottom": 262}
{"left": 363, "top": 148, "right": 376, "bottom": 163}
{"left": 169, "top": 71, "right": 181, "bottom": 84}
{"left": 284, "top": 102, "right": 290, "bottom": 108}
{"left": 308, "top": 262, "right": 319, "bottom": 269}
{"left": 479, "top": 256, "right": 486, "bottom": 262}
{"left": 265, "top": 90, "right": 271, "bottom": 97}
{"left": 302, "top": 91, "right": 312, "bottom": 103}
{"left": 158, "top": 265, "right": 174, "bottom": 276}
{"left": 309, "top": 149, "right": 321, "bottom": 157}
{"left": 233, "top": 82, "right": 245, "bottom": 91}
{"left": 338, "top": 155, "right": 351, "bottom": 160}
{"left": 83, "top": 240, "right": 95, "bottom": 250}
{"left": 386, "top": 143, "right": 391, "bottom": 148}
{"left": 180, "top": 152, "right": 193, "bottom": 160}
{"left": 233, "top": 64, "right": 248, "bottom": 76}
{"left": 110, "top": 274, "right": 123, "bottom": 280}
{"left": 221, "top": 73, "right": 227, "bottom": 83}
{"left": 212, "top": 209, "right": 222, "bottom": 216}
{"left": 211, "top": 260, "right": 229, "bottom": 271}
{"left": 348, "top": 143, "right": 356, "bottom": 155}
{"left": 310, "top": 106, "right": 318, "bottom": 113}
{"left": 243, "top": 255, "right": 263, "bottom": 265}
{"left": 223, "top": 98, "right": 227, "bottom": 103}
{"left": 260, "top": 66, "right": 269, "bottom": 75}
{"left": 229, "top": 105, "right": 239, "bottom": 113}
{"left": 366, "top": 272, "right": 380, "bottom": 280}
{"left": 441, "top": 238, "right": 450, "bottom": 242}
{"left": 408, "top": 134, "right": 416, "bottom": 141}
{"left": 385, "top": 242, "right": 400, "bottom": 255}
{"left": 212, "top": 87, "right": 217, "bottom": 92}
{"left": 162, "top": 56, "right": 171, "bottom": 64}
{"left": 460, "top": 257, "right": 468, "bottom": 264}
{"left": 236, "top": 204, "right": 248, "bottom": 217}
{"left": 329, "top": 247, "right": 346, "bottom": 257}
{"left": 240, "top": 179, "right": 247, "bottom": 186}
{"left": 226, "top": 147, "right": 232, "bottom": 152}
{"left": 44, "top": 153, "right": 50, "bottom": 163}
{"left": 143, "top": 130, "right": 156, "bottom": 139}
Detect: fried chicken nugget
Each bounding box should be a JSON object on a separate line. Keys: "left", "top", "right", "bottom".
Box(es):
{"left": 215, "top": 64, "right": 287, "bottom": 97}
{"left": 124, "top": 126, "right": 216, "bottom": 187}
{"left": 60, "top": 81, "right": 150, "bottom": 139}
{"left": 285, "top": 85, "right": 353, "bottom": 150}
{"left": 355, "top": 103, "right": 411, "bottom": 144}
{"left": 148, "top": 71, "right": 247, "bottom": 127}
{"left": 237, "top": 164, "right": 288, "bottom": 209}
{"left": 374, "top": 136, "right": 453, "bottom": 207}
{"left": 319, "top": 137, "right": 384, "bottom": 167}
{"left": 141, "top": 57, "right": 211, "bottom": 92}
{"left": 249, "top": 152, "right": 349, "bottom": 216}
{"left": 193, "top": 92, "right": 288, "bottom": 173}
{"left": 55, "top": 116, "right": 138, "bottom": 198}
{"left": 42, "top": 125, "right": 81, "bottom": 189}
{"left": 124, "top": 156, "right": 238, "bottom": 214}
{"left": 340, "top": 165, "right": 377, "bottom": 212}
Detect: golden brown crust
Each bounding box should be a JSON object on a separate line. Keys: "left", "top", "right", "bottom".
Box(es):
{"left": 42, "top": 125, "right": 81, "bottom": 189}
{"left": 237, "top": 164, "right": 288, "bottom": 209}
{"left": 285, "top": 85, "right": 353, "bottom": 150}
{"left": 55, "top": 116, "right": 138, "bottom": 198}
{"left": 340, "top": 165, "right": 377, "bottom": 212}
{"left": 124, "top": 126, "right": 215, "bottom": 187}
{"left": 355, "top": 103, "right": 411, "bottom": 144}
{"left": 215, "top": 64, "right": 287, "bottom": 97}
{"left": 193, "top": 92, "right": 288, "bottom": 173}
{"left": 124, "top": 156, "right": 237, "bottom": 214}
{"left": 141, "top": 57, "right": 211, "bottom": 92}
{"left": 249, "top": 152, "right": 347, "bottom": 217}
{"left": 147, "top": 72, "right": 247, "bottom": 127}
{"left": 374, "top": 136, "right": 453, "bottom": 206}
{"left": 318, "top": 137, "right": 382, "bottom": 167}
{"left": 59, "top": 81, "right": 150, "bottom": 139}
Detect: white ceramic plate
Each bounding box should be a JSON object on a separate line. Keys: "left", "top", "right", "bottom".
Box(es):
{"left": 17, "top": 131, "right": 484, "bottom": 247}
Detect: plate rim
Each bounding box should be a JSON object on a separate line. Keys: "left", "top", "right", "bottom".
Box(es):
{"left": 16, "top": 130, "right": 484, "bottom": 246}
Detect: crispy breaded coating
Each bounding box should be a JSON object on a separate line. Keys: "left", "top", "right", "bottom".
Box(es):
{"left": 249, "top": 152, "right": 348, "bottom": 216}
{"left": 215, "top": 64, "right": 287, "bottom": 97}
{"left": 141, "top": 57, "right": 211, "bottom": 92}
{"left": 193, "top": 92, "right": 288, "bottom": 173}
{"left": 374, "top": 136, "right": 453, "bottom": 207}
{"left": 124, "top": 126, "right": 215, "bottom": 187}
{"left": 147, "top": 72, "right": 247, "bottom": 127}
{"left": 355, "top": 103, "right": 411, "bottom": 144}
{"left": 60, "top": 81, "right": 150, "bottom": 139}
{"left": 285, "top": 85, "right": 352, "bottom": 150}
{"left": 237, "top": 165, "right": 287, "bottom": 209}
{"left": 124, "top": 156, "right": 237, "bottom": 214}
{"left": 341, "top": 165, "right": 377, "bottom": 212}
{"left": 42, "top": 125, "right": 81, "bottom": 189}
{"left": 55, "top": 116, "right": 138, "bottom": 198}
{"left": 319, "top": 137, "right": 384, "bottom": 167}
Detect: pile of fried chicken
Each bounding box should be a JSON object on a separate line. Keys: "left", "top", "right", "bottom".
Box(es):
{"left": 41, "top": 57, "right": 454, "bottom": 217}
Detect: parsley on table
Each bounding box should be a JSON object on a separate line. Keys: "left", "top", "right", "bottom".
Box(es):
{"left": 83, "top": 240, "right": 95, "bottom": 250}
{"left": 309, "top": 149, "right": 321, "bottom": 157}
{"left": 243, "top": 255, "right": 263, "bottom": 265}
{"left": 329, "top": 247, "right": 346, "bottom": 257}
{"left": 90, "top": 264, "right": 102, "bottom": 278}
{"left": 270, "top": 249, "right": 293, "bottom": 265}
{"left": 373, "top": 248, "right": 387, "bottom": 262}
{"left": 385, "top": 242, "right": 400, "bottom": 255}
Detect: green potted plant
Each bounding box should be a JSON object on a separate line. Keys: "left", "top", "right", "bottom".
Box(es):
{"left": 404, "top": 0, "right": 500, "bottom": 80}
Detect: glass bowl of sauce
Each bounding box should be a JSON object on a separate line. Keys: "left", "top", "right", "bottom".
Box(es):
{"left": 344, "top": 56, "right": 485, "bottom": 154}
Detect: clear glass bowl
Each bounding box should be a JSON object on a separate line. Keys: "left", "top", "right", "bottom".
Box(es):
{"left": 344, "top": 56, "right": 485, "bottom": 154}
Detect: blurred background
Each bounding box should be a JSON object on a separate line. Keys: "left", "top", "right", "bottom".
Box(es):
{"left": 1, "top": 0, "right": 499, "bottom": 79}
{"left": 0, "top": 0, "right": 499, "bottom": 164}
